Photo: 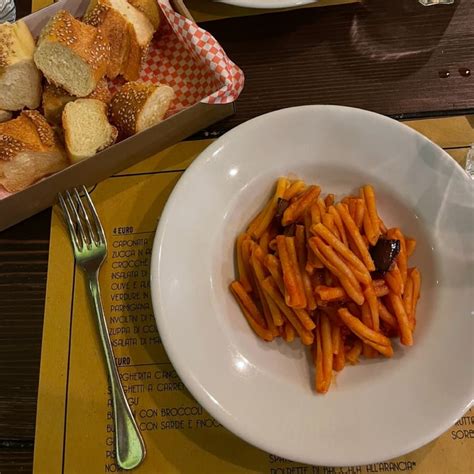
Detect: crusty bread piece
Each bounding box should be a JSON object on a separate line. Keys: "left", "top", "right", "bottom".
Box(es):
{"left": 0, "top": 110, "right": 12, "bottom": 123}
{"left": 42, "top": 78, "right": 112, "bottom": 125}
{"left": 62, "top": 98, "right": 118, "bottom": 163}
{"left": 34, "top": 10, "right": 110, "bottom": 97}
{"left": 128, "top": 0, "right": 160, "bottom": 30}
{"left": 42, "top": 84, "right": 74, "bottom": 126}
{"left": 110, "top": 81, "right": 175, "bottom": 137}
{"left": 84, "top": 0, "right": 141, "bottom": 80}
{"left": 0, "top": 20, "right": 42, "bottom": 111}
{"left": 81, "top": 77, "right": 112, "bottom": 103}
{"left": 121, "top": 36, "right": 142, "bottom": 81}
{"left": 0, "top": 110, "right": 67, "bottom": 192}
{"left": 106, "top": 0, "right": 154, "bottom": 48}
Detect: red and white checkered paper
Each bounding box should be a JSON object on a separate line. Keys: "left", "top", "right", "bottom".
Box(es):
{"left": 110, "top": 0, "right": 245, "bottom": 114}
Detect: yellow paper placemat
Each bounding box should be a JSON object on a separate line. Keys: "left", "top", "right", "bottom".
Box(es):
{"left": 34, "top": 117, "right": 473, "bottom": 474}
{"left": 31, "top": 0, "right": 52, "bottom": 12}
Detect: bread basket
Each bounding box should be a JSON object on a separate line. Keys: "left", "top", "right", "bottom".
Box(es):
{"left": 0, "top": 0, "right": 242, "bottom": 231}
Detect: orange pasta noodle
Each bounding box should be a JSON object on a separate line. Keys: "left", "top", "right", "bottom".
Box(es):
{"left": 251, "top": 177, "right": 289, "bottom": 239}
{"left": 282, "top": 185, "right": 321, "bottom": 226}
{"left": 388, "top": 292, "right": 413, "bottom": 346}
{"left": 335, "top": 203, "right": 375, "bottom": 271}
{"left": 316, "top": 285, "right": 347, "bottom": 302}
{"left": 314, "top": 323, "right": 329, "bottom": 393}
{"left": 320, "top": 313, "right": 333, "bottom": 390}
{"left": 405, "top": 238, "right": 417, "bottom": 258}
{"left": 284, "top": 180, "right": 306, "bottom": 201}
{"left": 261, "top": 277, "right": 314, "bottom": 344}
{"left": 230, "top": 281, "right": 273, "bottom": 341}
{"left": 364, "top": 284, "right": 380, "bottom": 332}
{"left": 410, "top": 267, "right": 421, "bottom": 330}
{"left": 309, "top": 236, "right": 364, "bottom": 305}
{"left": 328, "top": 205, "right": 348, "bottom": 245}
{"left": 362, "top": 184, "right": 381, "bottom": 242}
{"left": 236, "top": 233, "right": 252, "bottom": 292}
{"left": 361, "top": 301, "right": 377, "bottom": 358}
{"left": 277, "top": 235, "right": 307, "bottom": 309}
{"left": 295, "top": 225, "right": 317, "bottom": 310}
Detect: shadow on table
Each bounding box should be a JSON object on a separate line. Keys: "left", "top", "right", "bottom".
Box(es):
{"left": 466, "top": 115, "right": 474, "bottom": 130}
{"left": 333, "top": 0, "right": 458, "bottom": 80}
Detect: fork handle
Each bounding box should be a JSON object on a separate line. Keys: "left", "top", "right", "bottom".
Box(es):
{"left": 87, "top": 272, "right": 146, "bottom": 470}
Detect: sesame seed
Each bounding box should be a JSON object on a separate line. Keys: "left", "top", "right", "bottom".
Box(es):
{"left": 0, "top": 134, "right": 24, "bottom": 161}
{"left": 23, "top": 110, "right": 55, "bottom": 147}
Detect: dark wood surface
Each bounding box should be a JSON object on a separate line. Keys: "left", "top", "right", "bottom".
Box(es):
{"left": 0, "top": 209, "right": 50, "bottom": 473}
{"left": 1, "top": 0, "right": 473, "bottom": 472}
{"left": 203, "top": 0, "right": 474, "bottom": 134}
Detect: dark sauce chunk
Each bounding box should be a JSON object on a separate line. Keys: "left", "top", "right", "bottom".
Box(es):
{"left": 370, "top": 238, "right": 400, "bottom": 274}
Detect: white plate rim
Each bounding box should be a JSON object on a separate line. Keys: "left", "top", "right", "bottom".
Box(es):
{"left": 214, "top": 0, "right": 317, "bottom": 9}
{"left": 150, "top": 105, "right": 473, "bottom": 467}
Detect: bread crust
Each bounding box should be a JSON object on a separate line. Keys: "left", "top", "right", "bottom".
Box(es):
{"left": 0, "top": 20, "right": 35, "bottom": 72}
{"left": 0, "top": 110, "right": 67, "bottom": 192}
{"left": 0, "top": 111, "right": 56, "bottom": 160}
{"left": 127, "top": 0, "right": 160, "bottom": 29}
{"left": 84, "top": 0, "right": 144, "bottom": 81}
{"left": 84, "top": 1, "right": 130, "bottom": 79}
{"left": 109, "top": 81, "right": 156, "bottom": 137}
{"left": 122, "top": 24, "right": 142, "bottom": 81}
{"left": 110, "top": 82, "right": 174, "bottom": 137}
{"left": 0, "top": 20, "right": 42, "bottom": 110}
{"left": 34, "top": 10, "right": 110, "bottom": 96}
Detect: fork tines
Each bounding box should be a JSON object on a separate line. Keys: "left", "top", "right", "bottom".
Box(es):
{"left": 58, "top": 186, "right": 106, "bottom": 250}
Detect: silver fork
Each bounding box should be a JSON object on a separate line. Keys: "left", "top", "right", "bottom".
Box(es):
{"left": 58, "top": 186, "right": 146, "bottom": 470}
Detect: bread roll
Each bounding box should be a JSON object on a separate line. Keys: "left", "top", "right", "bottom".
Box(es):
{"left": 0, "top": 110, "right": 12, "bottom": 123}
{"left": 34, "top": 10, "right": 110, "bottom": 97}
{"left": 127, "top": 0, "right": 160, "bottom": 30}
{"left": 84, "top": 0, "right": 141, "bottom": 80}
{"left": 0, "top": 110, "right": 68, "bottom": 192}
{"left": 62, "top": 98, "right": 118, "bottom": 163}
{"left": 109, "top": 81, "right": 175, "bottom": 137}
{"left": 87, "top": 78, "right": 113, "bottom": 103}
{"left": 42, "top": 78, "right": 112, "bottom": 125}
{"left": 105, "top": 0, "right": 154, "bottom": 48}
{"left": 0, "top": 20, "right": 42, "bottom": 111}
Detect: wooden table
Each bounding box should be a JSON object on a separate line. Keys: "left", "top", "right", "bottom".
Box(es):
{"left": 0, "top": 0, "right": 473, "bottom": 472}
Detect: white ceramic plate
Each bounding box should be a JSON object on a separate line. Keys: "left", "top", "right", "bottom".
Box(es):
{"left": 215, "top": 0, "right": 316, "bottom": 9}
{"left": 151, "top": 106, "right": 473, "bottom": 467}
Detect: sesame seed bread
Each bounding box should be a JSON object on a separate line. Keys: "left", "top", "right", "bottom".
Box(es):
{"left": 34, "top": 10, "right": 110, "bottom": 98}
{"left": 109, "top": 81, "right": 175, "bottom": 137}
{"left": 106, "top": 0, "right": 155, "bottom": 48}
{"left": 42, "top": 78, "right": 112, "bottom": 125}
{"left": 127, "top": 0, "right": 161, "bottom": 30}
{"left": 83, "top": 77, "right": 112, "bottom": 103}
{"left": 121, "top": 34, "right": 143, "bottom": 82}
{"left": 84, "top": 0, "right": 142, "bottom": 81}
{"left": 0, "top": 20, "right": 42, "bottom": 111}
{"left": 62, "top": 98, "right": 118, "bottom": 163}
{"left": 0, "top": 110, "right": 12, "bottom": 123}
{"left": 0, "top": 110, "right": 68, "bottom": 193}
